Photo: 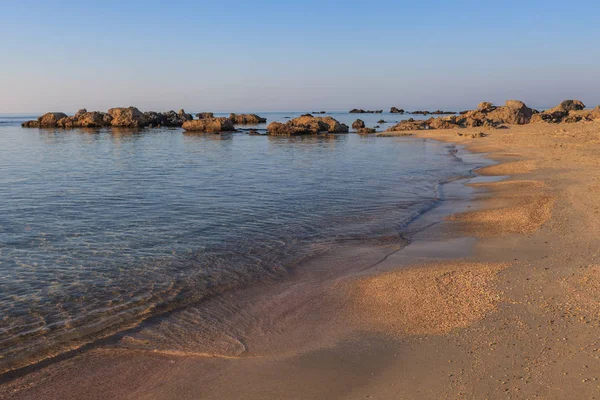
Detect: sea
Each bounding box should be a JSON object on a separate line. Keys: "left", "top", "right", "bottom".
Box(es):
{"left": 0, "top": 110, "right": 487, "bottom": 375}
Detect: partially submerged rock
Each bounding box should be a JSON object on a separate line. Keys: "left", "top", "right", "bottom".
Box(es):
{"left": 57, "top": 111, "right": 112, "bottom": 128}
{"left": 267, "top": 114, "right": 349, "bottom": 135}
{"left": 349, "top": 109, "right": 383, "bottom": 114}
{"left": 108, "top": 107, "right": 149, "bottom": 128}
{"left": 182, "top": 117, "right": 235, "bottom": 133}
{"left": 352, "top": 119, "right": 365, "bottom": 130}
{"left": 22, "top": 112, "right": 68, "bottom": 128}
{"left": 390, "top": 107, "right": 404, "bottom": 114}
{"left": 144, "top": 110, "right": 193, "bottom": 127}
{"left": 228, "top": 113, "right": 267, "bottom": 124}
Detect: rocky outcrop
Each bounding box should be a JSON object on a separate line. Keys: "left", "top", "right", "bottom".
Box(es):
{"left": 108, "top": 107, "right": 149, "bottom": 128}
{"left": 349, "top": 109, "right": 383, "bottom": 114}
{"left": 387, "top": 118, "right": 430, "bottom": 131}
{"left": 267, "top": 115, "right": 349, "bottom": 136}
{"left": 57, "top": 111, "right": 112, "bottom": 128}
{"left": 22, "top": 112, "right": 69, "bottom": 128}
{"left": 228, "top": 113, "right": 267, "bottom": 124}
{"left": 387, "top": 100, "right": 536, "bottom": 132}
{"left": 530, "top": 100, "right": 592, "bottom": 123}
{"left": 352, "top": 119, "right": 365, "bottom": 130}
{"left": 390, "top": 107, "right": 404, "bottom": 114}
{"left": 182, "top": 117, "right": 235, "bottom": 133}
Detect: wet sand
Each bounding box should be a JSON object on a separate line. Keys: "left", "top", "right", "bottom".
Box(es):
{"left": 2, "top": 121, "right": 600, "bottom": 399}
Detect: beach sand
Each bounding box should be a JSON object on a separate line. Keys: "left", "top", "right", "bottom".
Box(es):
{"left": 2, "top": 121, "right": 600, "bottom": 399}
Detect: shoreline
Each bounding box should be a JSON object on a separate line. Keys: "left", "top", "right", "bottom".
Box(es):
{"left": 2, "top": 121, "right": 600, "bottom": 398}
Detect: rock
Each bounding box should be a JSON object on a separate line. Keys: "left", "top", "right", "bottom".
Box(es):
{"left": 182, "top": 117, "right": 235, "bottom": 133}
{"left": 196, "top": 112, "right": 215, "bottom": 119}
{"left": 390, "top": 107, "right": 404, "bottom": 114}
{"left": 22, "top": 112, "right": 69, "bottom": 128}
{"left": 312, "top": 111, "right": 327, "bottom": 114}
{"left": 143, "top": 110, "right": 192, "bottom": 127}
{"left": 268, "top": 115, "right": 349, "bottom": 135}
{"left": 548, "top": 100, "right": 585, "bottom": 114}
{"left": 352, "top": 119, "right": 366, "bottom": 130}
{"left": 471, "top": 132, "right": 486, "bottom": 138}
{"left": 356, "top": 127, "right": 376, "bottom": 134}
{"left": 228, "top": 113, "right": 267, "bottom": 124}
{"left": 531, "top": 100, "right": 589, "bottom": 124}
{"left": 349, "top": 109, "right": 383, "bottom": 114}
{"left": 57, "top": 111, "right": 112, "bottom": 128}
{"left": 377, "top": 119, "right": 386, "bottom": 124}
{"left": 411, "top": 111, "right": 430, "bottom": 115}
{"left": 247, "top": 130, "right": 262, "bottom": 136}
{"left": 108, "top": 107, "right": 149, "bottom": 128}
{"left": 430, "top": 110, "right": 457, "bottom": 115}
{"left": 386, "top": 118, "right": 430, "bottom": 131}
{"left": 21, "top": 120, "right": 40, "bottom": 128}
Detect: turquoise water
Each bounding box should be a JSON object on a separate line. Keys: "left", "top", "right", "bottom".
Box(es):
{"left": 0, "top": 112, "right": 482, "bottom": 374}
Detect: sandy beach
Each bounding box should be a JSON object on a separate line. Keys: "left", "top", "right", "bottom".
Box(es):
{"left": 2, "top": 120, "right": 600, "bottom": 399}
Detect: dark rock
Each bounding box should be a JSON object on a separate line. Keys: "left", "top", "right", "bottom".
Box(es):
{"left": 196, "top": 112, "right": 215, "bottom": 119}
{"left": 390, "top": 107, "right": 404, "bottom": 114}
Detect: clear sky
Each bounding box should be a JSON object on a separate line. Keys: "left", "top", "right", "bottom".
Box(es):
{"left": 2, "top": 0, "right": 599, "bottom": 113}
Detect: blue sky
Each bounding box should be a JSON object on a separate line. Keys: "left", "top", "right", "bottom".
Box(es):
{"left": 1, "top": 0, "right": 599, "bottom": 112}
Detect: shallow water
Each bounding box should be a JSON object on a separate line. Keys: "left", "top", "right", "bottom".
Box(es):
{"left": 0, "top": 112, "right": 482, "bottom": 373}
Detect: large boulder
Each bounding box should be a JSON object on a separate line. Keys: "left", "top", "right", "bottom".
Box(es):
{"left": 228, "top": 113, "right": 267, "bottom": 124}
{"left": 108, "top": 107, "right": 149, "bottom": 128}
{"left": 182, "top": 117, "right": 235, "bottom": 133}
{"left": 487, "top": 100, "right": 535, "bottom": 125}
{"left": 267, "top": 115, "right": 349, "bottom": 135}
{"left": 352, "top": 119, "right": 365, "bottom": 129}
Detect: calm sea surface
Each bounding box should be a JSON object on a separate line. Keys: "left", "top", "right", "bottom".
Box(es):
{"left": 0, "top": 111, "right": 483, "bottom": 373}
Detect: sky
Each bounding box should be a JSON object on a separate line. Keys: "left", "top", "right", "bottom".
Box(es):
{"left": 1, "top": 0, "right": 599, "bottom": 113}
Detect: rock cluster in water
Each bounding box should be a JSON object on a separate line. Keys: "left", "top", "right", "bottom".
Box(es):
{"left": 349, "top": 109, "right": 383, "bottom": 114}
{"left": 267, "top": 114, "right": 349, "bottom": 135}
{"left": 22, "top": 108, "right": 268, "bottom": 132}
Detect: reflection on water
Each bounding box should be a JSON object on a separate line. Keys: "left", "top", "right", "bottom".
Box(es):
{"left": 0, "top": 114, "right": 478, "bottom": 374}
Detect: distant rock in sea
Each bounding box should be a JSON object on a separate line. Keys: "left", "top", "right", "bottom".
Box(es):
{"left": 349, "top": 109, "right": 383, "bottom": 114}
{"left": 390, "top": 107, "right": 404, "bottom": 114}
